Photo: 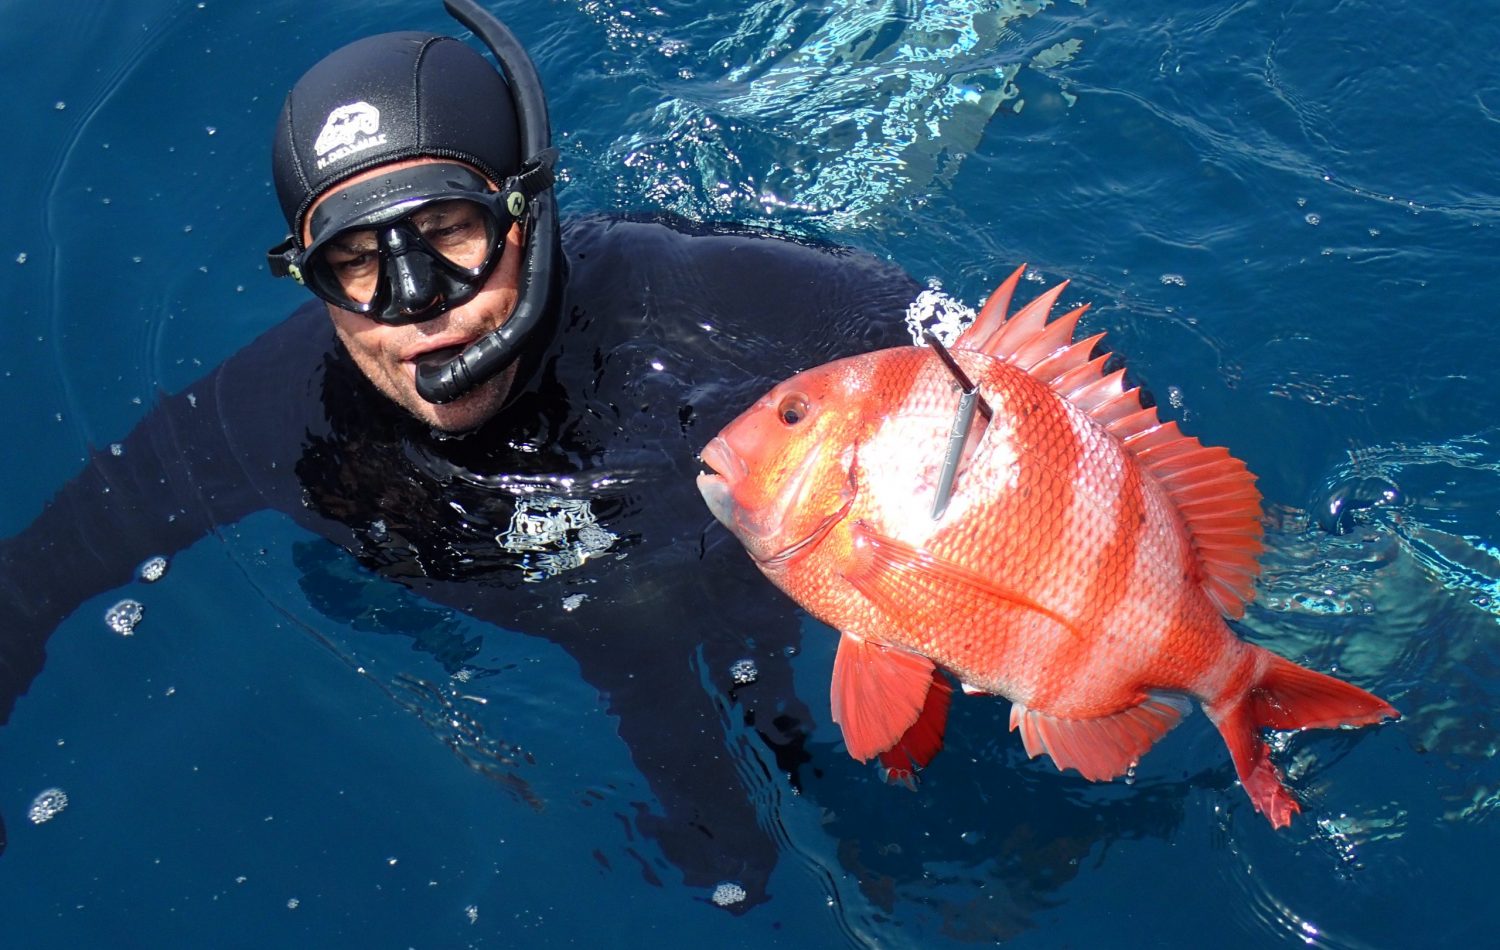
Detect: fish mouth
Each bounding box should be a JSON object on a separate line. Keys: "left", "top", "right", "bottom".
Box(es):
{"left": 696, "top": 437, "right": 743, "bottom": 532}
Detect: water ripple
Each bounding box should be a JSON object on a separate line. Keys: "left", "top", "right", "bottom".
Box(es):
{"left": 572, "top": 0, "right": 1080, "bottom": 230}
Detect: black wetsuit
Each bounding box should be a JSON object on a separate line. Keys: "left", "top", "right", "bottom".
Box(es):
{"left": 0, "top": 214, "right": 920, "bottom": 900}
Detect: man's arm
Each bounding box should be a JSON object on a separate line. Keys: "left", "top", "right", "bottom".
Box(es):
{"left": 0, "top": 304, "right": 331, "bottom": 725}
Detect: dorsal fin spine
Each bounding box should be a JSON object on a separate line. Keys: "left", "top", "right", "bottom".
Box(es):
{"left": 990, "top": 281, "right": 1068, "bottom": 356}
{"left": 1104, "top": 406, "right": 1161, "bottom": 441}
{"left": 1034, "top": 332, "right": 1107, "bottom": 384}
{"left": 1013, "top": 305, "right": 1088, "bottom": 369}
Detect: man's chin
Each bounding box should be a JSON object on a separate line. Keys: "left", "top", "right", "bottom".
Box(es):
{"left": 413, "top": 396, "right": 500, "bottom": 433}
{"left": 402, "top": 376, "right": 511, "bottom": 433}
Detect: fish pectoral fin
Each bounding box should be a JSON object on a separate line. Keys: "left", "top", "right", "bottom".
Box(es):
{"left": 1009, "top": 693, "right": 1193, "bottom": 782}
{"left": 877, "top": 669, "right": 953, "bottom": 787}
{"left": 844, "top": 524, "right": 1085, "bottom": 639}
{"left": 831, "top": 633, "right": 939, "bottom": 763}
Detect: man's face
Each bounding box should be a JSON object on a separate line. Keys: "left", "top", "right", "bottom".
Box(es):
{"left": 304, "top": 158, "right": 524, "bottom": 433}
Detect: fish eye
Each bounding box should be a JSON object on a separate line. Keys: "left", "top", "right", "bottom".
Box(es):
{"left": 777, "top": 393, "right": 810, "bottom": 426}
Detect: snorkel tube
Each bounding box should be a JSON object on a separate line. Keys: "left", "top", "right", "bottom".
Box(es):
{"left": 416, "top": 0, "right": 561, "bottom": 404}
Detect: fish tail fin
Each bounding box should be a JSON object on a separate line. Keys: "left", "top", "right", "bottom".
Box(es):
{"left": 1209, "top": 648, "right": 1398, "bottom": 828}
{"left": 878, "top": 670, "right": 953, "bottom": 788}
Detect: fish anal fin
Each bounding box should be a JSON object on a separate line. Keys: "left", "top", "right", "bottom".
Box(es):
{"left": 1009, "top": 693, "right": 1193, "bottom": 781}
{"left": 831, "top": 633, "right": 938, "bottom": 762}
{"left": 878, "top": 669, "right": 954, "bottom": 787}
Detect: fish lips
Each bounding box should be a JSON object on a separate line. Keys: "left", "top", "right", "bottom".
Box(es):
{"left": 696, "top": 437, "right": 743, "bottom": 533}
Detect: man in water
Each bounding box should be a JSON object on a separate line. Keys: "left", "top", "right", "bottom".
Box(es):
{"left": 0, "top": 2, "right": 920, "bottom": 900}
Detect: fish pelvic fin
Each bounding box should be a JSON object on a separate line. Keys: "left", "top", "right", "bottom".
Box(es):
{"left": 1009, "top": 693, "right": 1193, "bottom": 782}
{"left": 1207, "top": 647, "right": 1399, "bottom": 828}
{"left": 831, "top": 632, "right": 940, "bottom": 763}
{"left": 878, "top": 669, "right": 953, "bottom": 787}
{"left": 956, "top": 267, "right": 1265, "bottom": 619}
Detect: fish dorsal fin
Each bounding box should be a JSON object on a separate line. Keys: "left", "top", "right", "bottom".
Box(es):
{"left": 954, "top": 266, "right": 1264, "bottom": 618}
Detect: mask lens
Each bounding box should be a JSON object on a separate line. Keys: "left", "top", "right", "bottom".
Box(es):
{"left": 303, "top": 197, "right": 507, "bottom": 318}
{"left": 312, "top": 229, "right": 383, "bottom": 306}
{"left": 409, "top": 199, "right": 498, "bottom": 271}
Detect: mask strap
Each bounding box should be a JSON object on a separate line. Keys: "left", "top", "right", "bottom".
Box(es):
{"left": 267, "top": 235, "right": 303, "bottom": 282}
{"left": 500, "top": 148, "right": 558, "bottom": 219}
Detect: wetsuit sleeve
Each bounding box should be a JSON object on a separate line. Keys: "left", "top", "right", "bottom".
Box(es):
{"left": 0, "top": 306, "right": 328, "bottom": 726}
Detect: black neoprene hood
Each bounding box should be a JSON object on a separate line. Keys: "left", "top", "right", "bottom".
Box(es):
{"left": 272, "top": 31, "right": 521, "bottom": 247}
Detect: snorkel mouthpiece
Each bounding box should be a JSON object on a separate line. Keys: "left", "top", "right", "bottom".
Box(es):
{"left": 414, "top": 0, "right": 561, "bottom": 405}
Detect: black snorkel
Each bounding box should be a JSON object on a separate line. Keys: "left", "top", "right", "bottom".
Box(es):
{"left": 415, "top": 0, "right": 561, "bottom": 405}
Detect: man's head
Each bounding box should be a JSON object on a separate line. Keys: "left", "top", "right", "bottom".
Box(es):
{"left": 271, "top": 31, "right": 520, "bottom": 258}
{"left": 268, "top": 24, "right": 559, "bottom": 431}
{"left": 303, "top": 156, "right": 526, "bottom": 431}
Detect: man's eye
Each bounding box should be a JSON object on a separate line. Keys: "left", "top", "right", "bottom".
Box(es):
{"left": 333, "top": 252, "right": 376, "bottom": 275}
{"left": 423, "top": 218, "right": 478, "bottom": 244}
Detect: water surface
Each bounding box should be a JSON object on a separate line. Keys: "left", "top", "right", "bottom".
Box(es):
{"left": 1, "top": 0, "right": 1497, "bottom": 946}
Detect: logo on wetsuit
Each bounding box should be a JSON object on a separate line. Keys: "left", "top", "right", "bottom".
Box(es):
{"left": 314, "top": 101, "right": 388, "bottom": 170}
{"left": 498, "top": 496, "right": 618, "bottom": 582}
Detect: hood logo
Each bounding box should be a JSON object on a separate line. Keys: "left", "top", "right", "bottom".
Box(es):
{"left": 313, "top": 101, "right": 387, "bottom": 170}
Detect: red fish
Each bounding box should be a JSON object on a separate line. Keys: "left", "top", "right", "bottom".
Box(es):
{"left": 697, "top": 266, "right": 1397, "bottom": 827}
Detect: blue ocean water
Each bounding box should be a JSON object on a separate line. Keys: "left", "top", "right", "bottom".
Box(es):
{"left": 2, "top": 0, "right": 1498, "bottom": 946}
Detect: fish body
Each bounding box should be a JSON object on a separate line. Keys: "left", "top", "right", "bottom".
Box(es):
{"left": 697, "top": 266, "right": 1397, "bottom": 827}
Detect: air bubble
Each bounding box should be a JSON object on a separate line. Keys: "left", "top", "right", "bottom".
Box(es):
{"left": 138, "top": 556, "right": 169, "bottom": 583}
{"left": 28, "top": 787, "right": 68, "bottom": 824}
{"left": 730, "top": 658, "right": 759, "bottom": 685}
{"left": 105, "top": 599, "right": 144, "bottom": 636}
{"left": 1160, "top": 273, "right": 1186, "bottom": 287}
{"left": 711, "top": 882, "right": 747, "bottom": 906}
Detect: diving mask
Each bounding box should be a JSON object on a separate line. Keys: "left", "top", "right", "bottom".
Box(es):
{"left": 269, "top": 158, "right": 552, "bottom": 325}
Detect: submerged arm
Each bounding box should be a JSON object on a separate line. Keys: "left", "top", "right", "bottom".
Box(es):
{"left": 0, "top": 306, "right": 329, "bottom": 724}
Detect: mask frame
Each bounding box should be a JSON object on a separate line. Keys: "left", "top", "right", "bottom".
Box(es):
{"left": 269, "top": 161, "right": 552, "bottom": 326}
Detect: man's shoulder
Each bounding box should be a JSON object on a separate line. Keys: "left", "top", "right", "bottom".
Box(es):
{"left": 554, "top": 212, "right": 922, "bottom": 375}
{"left": 560, "top": 211, "right": 906, "bottom": 276}
{"left": 558, "top": 212, "right": 920, "bottom": 323}
{"left": 213, "top": 300, "right": 339, "bottom": 385}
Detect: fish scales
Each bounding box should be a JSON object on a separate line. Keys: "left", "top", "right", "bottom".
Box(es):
{"left": 784, "top": 348, "right": 1226, "bottom": 717}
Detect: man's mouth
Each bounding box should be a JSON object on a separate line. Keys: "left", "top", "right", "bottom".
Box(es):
{"left": 411, "top": 343, "right": 470, "bottom": 373}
